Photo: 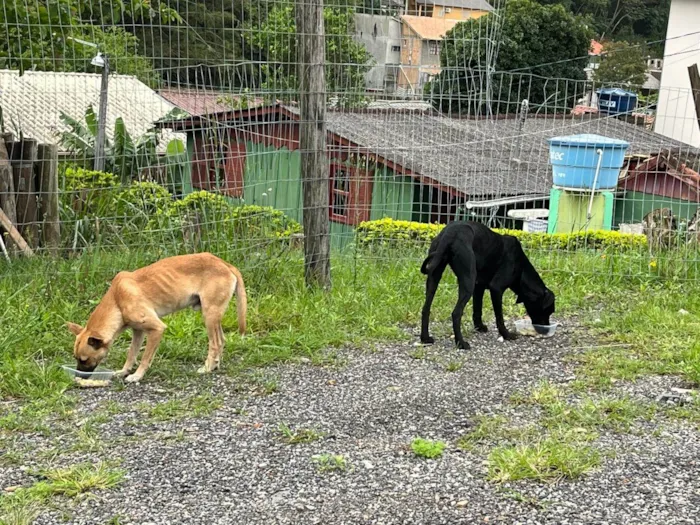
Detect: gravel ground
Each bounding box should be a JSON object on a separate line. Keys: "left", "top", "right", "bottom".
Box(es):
{"left": 5, "top": 323, "right": 700, "bottom": 524}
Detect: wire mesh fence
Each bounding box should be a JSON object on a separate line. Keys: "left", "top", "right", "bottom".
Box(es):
{"left": 1, "top": 0, "right": 700, "bottom": 282}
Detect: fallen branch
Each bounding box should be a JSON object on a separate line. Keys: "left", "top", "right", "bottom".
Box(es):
{"left": 0, "top": 207, "right": 34, "bottom": 257}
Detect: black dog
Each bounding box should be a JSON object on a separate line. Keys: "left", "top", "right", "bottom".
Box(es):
{"left": 420, "top": 221, "right": 555, "bottom": 349}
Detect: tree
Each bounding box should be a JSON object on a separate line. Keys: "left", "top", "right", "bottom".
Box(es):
{"left": 0, "top": 0, "right": 179, "bottom": 83}
{"left": 594, "top": 41, "right": 647, "bottom": 86}
{"left": 245, "top": 1, "right": 373, "bottom": 106}
{"left": 540, "top": 0, "right": 671, "bottom": 55}
{"left": 428, "top": 0, "right": 592, "bottom": 115}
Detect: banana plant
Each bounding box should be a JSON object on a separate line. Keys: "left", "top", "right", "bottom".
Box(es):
{"left": 58, "top": 105, "right": 185, "bottom": 186}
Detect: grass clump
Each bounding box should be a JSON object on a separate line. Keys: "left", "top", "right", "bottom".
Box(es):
{"left": 312, "top": 454, "right": 348, "bottom": 472}
{"left": 411, "top": 438, "right": 446, "bottom": 459}
{"left": 0, "top": 462, "right": 124, "bottom": 522}
{"left": 142, "top": 394, "right": 223, "bottom": 422}
{"left": 487, "top": 440, "right": 600, "bottom": 483}
{"left": 278, "top": 423, "right": 325, "bottom": 444}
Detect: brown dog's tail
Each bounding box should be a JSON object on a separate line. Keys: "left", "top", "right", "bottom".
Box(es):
{"left": 226, "top": 264, "right": 247, "bottom": 335}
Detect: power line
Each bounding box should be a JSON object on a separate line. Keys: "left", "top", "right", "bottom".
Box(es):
{"left": 507, "top": 29, "right": 700, "bottom": 73}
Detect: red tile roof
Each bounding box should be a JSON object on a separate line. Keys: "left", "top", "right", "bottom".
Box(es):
{"left": 590, "top": 40, "right": 604, "bottom": 55}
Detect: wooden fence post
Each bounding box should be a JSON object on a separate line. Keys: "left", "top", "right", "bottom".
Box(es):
{"left": 0, "top": 135, "right": 17, "bottom": 252}
{"left": 11, "top": 138, "right": 39, "bottom": 248}
{"left": 37, "top": 143, "right": 60, "bottom": 254}
{"left": 297, "top": 0, "right": 331, "bottom": 290}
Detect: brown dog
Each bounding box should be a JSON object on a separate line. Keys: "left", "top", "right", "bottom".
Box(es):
{"left": 67, "top": 253, "right": 247, "bottom": 383}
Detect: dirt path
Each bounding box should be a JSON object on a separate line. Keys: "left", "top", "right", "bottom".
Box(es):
{"left": 9, "top": 324, "right": 700, "bottom": 524}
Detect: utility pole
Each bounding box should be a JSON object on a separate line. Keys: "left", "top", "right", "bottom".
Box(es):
{"left": 297, "top": 0, "right": 331, "bottom": 289}
{"left": 94, "top": 53, "right": 110, "bottom": 172}
{"left": 688, "top": 64, "right": 700, "bottom": 133}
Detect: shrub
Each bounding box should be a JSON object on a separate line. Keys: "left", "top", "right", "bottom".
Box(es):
{"left": 61, "top": 167, "right": 119, "bottom": 217}
{"left": 356, "top": 218, "right": 647, "bottom": 252}
{"left": 231, "top": 205, "right": 303, "bottom": 239}
{"left": 115, "top": 181, "right": 172, "bottom": 217}
{"left": 146, "top": 191, "right": 303, "bottom": 248}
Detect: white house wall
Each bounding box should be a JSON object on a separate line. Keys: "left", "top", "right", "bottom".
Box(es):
{"left": 655, "top": 0, "right": 700, "bottom": 147}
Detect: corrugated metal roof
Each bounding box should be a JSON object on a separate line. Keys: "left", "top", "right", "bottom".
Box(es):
{"left": 415, "top": 0, "right": 494, "bottom": 10}
{"left": 164, "top": 104, "right": 696, "bottom": 197}
{"left": 158, "top": 88, "right": 264, "bottom": 116}
{"left": 0, "top": 70, "right": 184, "bottom": 153}
{"left": 401, "top": 15, "right": 459, "bottom": 40}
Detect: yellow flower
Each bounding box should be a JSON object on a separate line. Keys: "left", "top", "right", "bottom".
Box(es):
{"left": 649, "top": 260, "right": 657, "bottom": 269}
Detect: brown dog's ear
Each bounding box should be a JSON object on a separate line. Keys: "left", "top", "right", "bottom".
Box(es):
{"left": 66, "top": 322, "right": 83, "bottom": 336}
{"left": 87, "top": 336, "right": 104, "bottom": 349}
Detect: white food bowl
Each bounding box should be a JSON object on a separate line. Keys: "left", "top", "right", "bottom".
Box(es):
{"left": 514, "top": 319, "right": 559, "bottom": 338}
{"left": 61, "top": 365, "right": 115, "bottom": 381}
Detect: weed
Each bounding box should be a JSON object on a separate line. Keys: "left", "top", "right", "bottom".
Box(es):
{"left": 0, "top": 462, "right": 124, "bottom": 521}
{"left": 542, "top": 397, "right": 652, "bottom": 433}
{"left": 278, "top": 423, "right": 325, "bottom": 444}
{"left": 312, "top": 454, "right": 348, "bottom": 472}
{"left": 487, "top": 439, "right": 600, "bottom": 483}
{"left": 408, "top": 347, "right": 427, "bottom": 360}
{"left": 142, "top": 394, "right": 223, "bottom": 422}
{"left": 499, "top": 488, "right": 550, "bottom": 510}
{"left": 513, "top": 380, "right": 563, "bottom": 406}
{"left": 248, "top": 372, "right": 280, "bottom": 396}
{"left": 445, "top": 360, "right": 463, "bottom": 372}
{"left": 411, "top": 438, "right": 446, "bottom": 459}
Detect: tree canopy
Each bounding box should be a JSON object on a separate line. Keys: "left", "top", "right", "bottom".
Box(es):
{"left": 244, "top": 2, "right": 373, "bottom": 105}
{"left": 428, "top": 0, "right": 592, "bottom": 115}
{"left": 594, "top": 40, "right": 648, "bottom": 86}
{"left": 540, "top": 0, "right": 671, "bottom": 54}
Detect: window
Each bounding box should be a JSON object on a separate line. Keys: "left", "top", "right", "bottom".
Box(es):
{"left": 328, "top": 162, "right": 373, "bottom": 225}
{"left": 330, "top": 166, "right": 351, "bottom": 221}
{"left": 428, "top": 41, "right": 439, "bottom": 55}
{"left": 391, "top": 45, "right": 400, "bottom": 52}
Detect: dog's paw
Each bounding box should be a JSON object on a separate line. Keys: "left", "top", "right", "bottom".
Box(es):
{"left": 420, "top": 335, "right": 435, "bottom": 345}
{"left": 474, "top": 323, "right": 488, "bottom": 333}
{"left": 456, "top": 339, "right": 470, "bottom": 350}
{"left": 502, "top": 331, "right": 519, "bottom": 341}
{"left": 115, "top": 369, "right": 131, "bottom": 379}
{"left": 124, "top": 373, "right": 143, "bottom": 384}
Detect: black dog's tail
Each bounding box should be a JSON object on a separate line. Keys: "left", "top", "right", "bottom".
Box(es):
{"left": 420, "top": 235, "right": 450, "bottom": 275}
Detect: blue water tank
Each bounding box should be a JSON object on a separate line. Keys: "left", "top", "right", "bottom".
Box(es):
{"left": 597, "top": 87, "right": 638, "bottom": 115}
{"left": 548, "top": 134, "right": 630, "bottom": 190}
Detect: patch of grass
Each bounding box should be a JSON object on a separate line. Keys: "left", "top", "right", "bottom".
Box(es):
{"left": 445, "top": 360, "right": 463, "bottom": 372}
{"left": 542, "top": 397, "right": 653, "bottom": 433}
{"left": 512, "top": 380, "right": 563, "bottom": 406}
{"left": 487, "top": 439, "right": 600, "bottom": 483}
{"left": 456, "top": 415, "right": 542, "bottom": 451}
{"left": 142, "top": 393, "right": 223, "bottom": 422}
{"left": 0, "top": 462, "right": 124, "bottom": 521}
{"left": 0, "top": 396, "right": 76, "bottom": 435}
{"left": 408, "top": 347, "right": 427, "bottom": 360}
{"left": 411, "top": 438, "right": 446, "bottom": 459}
{"left": 457, "top": 415, "right": 508, "bottom": 449}
{"left": 278, "top": 422, "right": 325, "bottom": 444}
{"left": 248, "top": 373, "right": 280, "bottom": 396}
{"left": 312, "top": 454, "right": 348, "bottom": 472}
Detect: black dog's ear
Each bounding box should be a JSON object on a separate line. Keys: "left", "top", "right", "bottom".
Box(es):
{"left": 515, "top": 295, "right": 524, "bottom": 304}
{"left": 542, "top": 289, "right": 555, "bottom": 310}
{"left": 87, "top": 337, "right": 104, "bottom": 349}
